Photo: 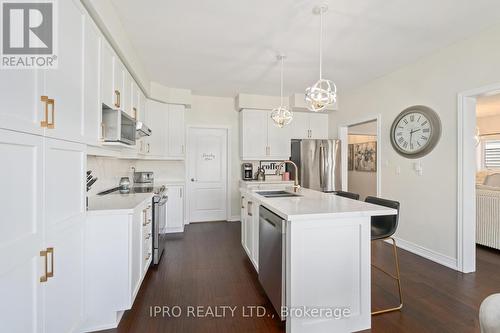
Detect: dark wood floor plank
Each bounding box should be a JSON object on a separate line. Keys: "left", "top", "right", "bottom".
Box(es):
{"left": 100, "top": 221, "right": 499, "bottom": 333}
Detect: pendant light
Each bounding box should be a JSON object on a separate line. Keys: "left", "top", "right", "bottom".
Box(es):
{"left": 271, "top": 54, "right": 293, "bottom": 127}
{"left": 305, "top": 4, "right": 337, "bottom": 112}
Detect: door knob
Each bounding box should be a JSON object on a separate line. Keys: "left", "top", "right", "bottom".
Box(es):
{"left": 191, "top": 178, "right": 196, "bottom": 182}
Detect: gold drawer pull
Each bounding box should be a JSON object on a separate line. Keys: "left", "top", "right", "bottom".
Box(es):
{"left": 40, "top": 249, "right": 48, "bottom": 282}
{"left": 114, "top": 90, "right": 121, "bottom": 108}
{"left": 46, "top": 247, "right": 54, "bottom": 278}
{"left": 39, "top": 247, "right": 54, "bottom": 282}
{"left": 145, "top": 253, "right": 151, "bottom": 261}
{"left": 40, "top": 96, "right": 55, "bottom": 129}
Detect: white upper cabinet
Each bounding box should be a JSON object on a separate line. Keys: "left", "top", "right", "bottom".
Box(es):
{"left": 290, "top": 112, "right": 329, "bottom": 140}
{"left": 83, "top": 16, "right": 101, "bottom": 145}
{"left": 168, "top": 104, "right": 186, "bottom": 157}
{"left": 240, "top": 109, "right": 294, "bottom": 160}
{"left": 240, "top": 109, "right": 268, "bottom": 159}
{"left": 42, "top": 0, "right": 85, "bottom": 143}
{"left": 138, "top": 90, "right": 146, "bottom": 123}
{"left": 100, "top": 41, "right": 114, "bottom": 109}
{"left": 131, "top": 82, "right": 140, "bottom": 121}
{"left": 144, "top": 100, "right": 186, "bottom": 159}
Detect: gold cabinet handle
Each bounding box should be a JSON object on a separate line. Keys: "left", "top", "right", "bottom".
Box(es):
{"left": 133, "top": 107, "right": 137, "bottom": 119}
{"left": 145, "top": 253, "right": 151, "bottom": 261}
{"left": 114, "top": 90, "right": 121, "bottom": 108}
{"left": 46, "top": 247, "right": 54, "bottom": 278}
{"left": 142, "top": 209, "right": 147, "bottom": 226}
{"left": 40, "top": 96, "right": 55, "bottom": 129}
{"left": 40, "top": 249, "right": 48, "bottom": 282}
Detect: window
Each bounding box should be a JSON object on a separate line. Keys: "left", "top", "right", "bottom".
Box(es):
{"left": 484, "top": 140, "right": 500, "bottom": 168}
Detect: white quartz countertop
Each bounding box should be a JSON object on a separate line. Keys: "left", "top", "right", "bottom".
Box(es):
{"left": 87, "top": 193, "right": 153, "bottom": 215}
{"left": 247, "top": 187, "right": 397, "bottom": 221}
{"left": 240, "top": 180, "right": 295, "bottom": 185}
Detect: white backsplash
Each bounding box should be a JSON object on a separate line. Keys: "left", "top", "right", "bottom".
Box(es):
{"left": 86, "top": 156, "right": 186, "bottom": 195}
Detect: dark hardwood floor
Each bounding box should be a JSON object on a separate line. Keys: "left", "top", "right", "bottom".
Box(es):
{"left": 101, "top": 221, "right": 500, "bottom": 333}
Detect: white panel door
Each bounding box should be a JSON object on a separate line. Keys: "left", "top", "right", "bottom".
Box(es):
{"left": 0, "top": 130, "right": 44, "bottom": 333}
{"left": 83, "top": 16, "right": 101, "bottom": 145}
{"left": 309, "top": 113, "right": 329, "bottom": 139}
{"left": 43, "top": 138, "right": 85, "bottom": 333}
{"left": 240, "top": 109, "right": 268, "bottom": 159}
{"left": 166, "top": 186, "right": 185, "bottom": 232}
{"left": 42, "top": 0, "right": 85, "bottom": 143}
{"left": 267, "top": 114, "right": 293, "bottom": 159}
{"left": 100, "top": 41, "right": 114, "bottom": 109}
{"left": 188, "top": 128, "right": 227, "bottom": 222}
{"left": 168, "top": 104, "right": 185, "bottom": 158}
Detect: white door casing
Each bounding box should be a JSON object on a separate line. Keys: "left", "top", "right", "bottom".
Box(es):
{"left": 187, "top": 127, "right": 228, "bottom": 222}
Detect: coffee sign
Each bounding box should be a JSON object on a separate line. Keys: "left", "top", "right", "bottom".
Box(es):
{"left": 259, "top": 160, "right": 285, "bottom": 175}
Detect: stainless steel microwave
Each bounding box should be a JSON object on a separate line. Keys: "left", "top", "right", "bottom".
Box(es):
{"left": 102, "top": 108, "right": 136, "bottom": 145}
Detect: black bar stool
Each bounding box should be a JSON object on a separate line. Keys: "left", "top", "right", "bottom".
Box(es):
{"left": 365, "top": 196, "right": 403, "bottom": 316}
{"left": 334, "top": 190, "right": 360, "bottom": 200}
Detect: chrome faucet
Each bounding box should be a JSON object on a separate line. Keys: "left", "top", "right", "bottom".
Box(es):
{"left": 276, "top": 160, "right": 300, "bottom": 192}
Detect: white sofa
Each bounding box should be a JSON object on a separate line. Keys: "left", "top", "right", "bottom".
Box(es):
{"left": 476, "top": 172, "right": 500, "bottom": 250}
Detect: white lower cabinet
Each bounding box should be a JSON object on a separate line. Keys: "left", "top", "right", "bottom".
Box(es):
{"left": 83, "top": 199, "right": 152, "bottom": 332}
{"left": 240, "top": 191, "right": 259, "bottom": 271}
{"left": 166, "top": 185, "right": 185, "bottom": 233}
{"left": 0, "top": 129, "right": 86, "bottom": 333}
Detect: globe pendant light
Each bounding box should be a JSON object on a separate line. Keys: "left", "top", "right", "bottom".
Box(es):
{"left": 305, "top": 4, "right": 337, "bottom": 112}
{"left": 271, "top": 55, "right": 293, "bottom": 128}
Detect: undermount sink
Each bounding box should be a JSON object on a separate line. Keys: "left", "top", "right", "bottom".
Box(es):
{"left": 256, "top": 191, "right": 302, "bottom": 198}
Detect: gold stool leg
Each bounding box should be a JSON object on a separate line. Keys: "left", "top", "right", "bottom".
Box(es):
{"left": 372, "top": 237, "right": 403, "bottom": 315}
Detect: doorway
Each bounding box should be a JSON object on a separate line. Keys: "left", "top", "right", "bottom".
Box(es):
{"left": 338, "top": 115, "right": 381, "bottom": 198}
{"left": 186, "top": 127, "right": 228, "bottom": 222}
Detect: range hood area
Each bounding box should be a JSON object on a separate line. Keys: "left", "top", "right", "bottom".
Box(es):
{"left": 136, "top": 121, "right": 152, "bottom": 138}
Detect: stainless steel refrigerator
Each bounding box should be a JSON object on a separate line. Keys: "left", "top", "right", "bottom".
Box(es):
{"left": 290, "top": 139, "right": 342, "bottom": 192}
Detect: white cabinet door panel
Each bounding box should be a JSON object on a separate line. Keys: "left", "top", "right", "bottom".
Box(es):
{"left": 113, "top": 58, "right": 125, "bottom": 110}
{"left": 43, "top": 138, "right": 85, "bottom": 333}
{"left": 290, "top": 112, "right": 310, "bottom": 139}
{"left": 0, "top": 70, "right": 42, "bottom": 136}
{"left": 43, "top": 0, "right": 85, "bottom": 143}
{"left": 168, "top": 104, "right": 185, "bottom": 157}
{"left": 123, "top": 71, "right": 132, "bottom": 116}
{"left": 100, "top": 41, "right": 114, "bottom": 109}
{"left": 309, "top": 113, "right": 329, "bottom": 139}
{"left": 166, "top": 186, "right": 184, "bottom": 233}
{"left": 83, "top": 16, "right": 101, "bottom": 145}
{"left": 0, "top": 130, "right": 43, "bottom": 333}
{"left": 145, "top": 99, "right": 167, "bottom": 156}
{"left": 268, "top": 116, "right": 293, "bottom": 159}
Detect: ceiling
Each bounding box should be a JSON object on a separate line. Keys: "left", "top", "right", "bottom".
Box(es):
{"left": 110, "top": 0, "right": 500, "bottom": 97}
{"left": 477, "top": 93, "right": 500, "bottom": 118}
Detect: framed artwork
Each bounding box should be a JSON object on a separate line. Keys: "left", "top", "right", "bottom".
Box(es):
{"left": 348, "top": 144, "right": 354, "bottom": 171}
{"left": 354, "top": 142, "right": 377, "bottom": 172}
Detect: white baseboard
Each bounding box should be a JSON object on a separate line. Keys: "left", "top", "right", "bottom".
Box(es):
{"left": 387, "top": 237, "right": 458, "bottom": 271}
{"left": 227, "top": 215, "right": 240, "bottom": 222}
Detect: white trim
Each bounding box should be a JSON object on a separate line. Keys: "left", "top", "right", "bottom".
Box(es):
{"left": 456, "top": 84, "right": 500, "bottom": 273}
{"left": 337, "top": 114, "right": 382, "bottom": 196}
{"left": 228, "top": 215, "right": 241, "bottom": 222}
{"left": 386, "top": 237, "right": 458, "bottom": 270}
{"left": 185, "top": 125, "right": 231, "bottom": 223}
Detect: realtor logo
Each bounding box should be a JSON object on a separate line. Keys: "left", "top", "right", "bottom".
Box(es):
{"left": 1, "top": 1, "right": 57, "bottom": 68}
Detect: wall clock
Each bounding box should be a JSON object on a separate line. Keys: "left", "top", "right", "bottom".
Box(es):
{"left": 390, "top": 105, "right": 441, "bottom": 158}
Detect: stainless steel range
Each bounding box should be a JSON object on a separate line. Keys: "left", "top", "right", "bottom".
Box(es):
{"left": 97, "top": 171, "right": 168, "bottom": 266}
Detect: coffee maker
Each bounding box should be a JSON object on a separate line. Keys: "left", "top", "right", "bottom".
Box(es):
{"left": 241, "top": 163, "right": 253, "bottom": 181}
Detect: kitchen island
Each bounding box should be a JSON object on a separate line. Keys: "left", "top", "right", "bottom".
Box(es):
{"left": 241, "top": 187, "right": 397, "bottom": 333}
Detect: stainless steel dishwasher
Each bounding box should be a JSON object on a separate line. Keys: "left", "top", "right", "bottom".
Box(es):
{"left": 259, "top": 206, "right": 286, "bottom": 320}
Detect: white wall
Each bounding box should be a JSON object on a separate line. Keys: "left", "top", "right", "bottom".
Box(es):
{"left": 185, "top": 95, "right": 240, "bottom": 219}
{"left": 348, "top": 134, "right": 377, "bottom": 200}
{"left": 329, "top": 22, "right": 500, "bottom": 266}
{"left": 86, "top": 156, "right": 135, "bottom": 195}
